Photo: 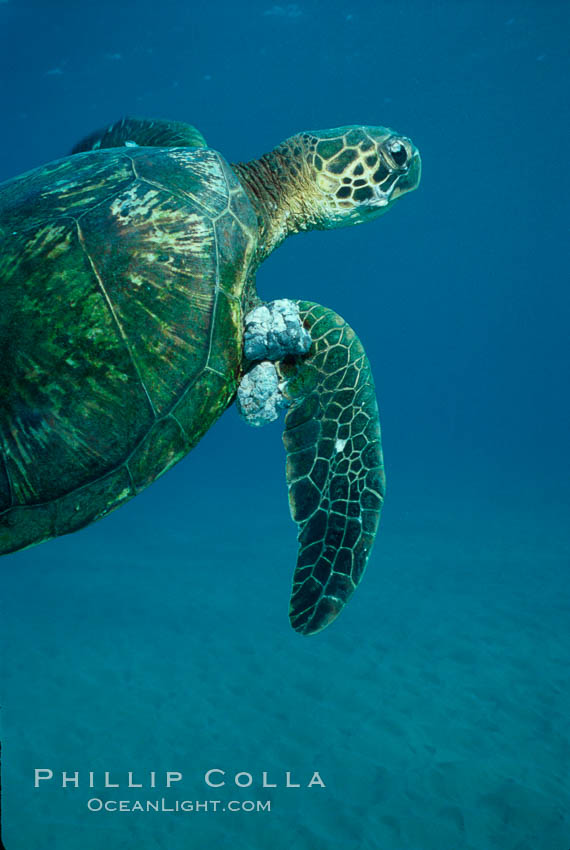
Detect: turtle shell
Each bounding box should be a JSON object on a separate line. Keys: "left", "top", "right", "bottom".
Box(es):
{"left": 0, "top": 146, "right": 257, "bottom": 554}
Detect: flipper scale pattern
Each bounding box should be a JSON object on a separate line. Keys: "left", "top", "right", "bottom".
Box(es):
{"left": 280, "top": 301, "right": 385, "bottom": 634}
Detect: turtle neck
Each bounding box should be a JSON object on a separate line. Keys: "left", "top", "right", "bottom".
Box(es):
{"left": 232, "top": 138, "right": 317, "bottom": 265}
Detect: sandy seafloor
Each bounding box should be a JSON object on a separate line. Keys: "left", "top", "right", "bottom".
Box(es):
{"left": 2, "top": 431, "right": 569, "bottom": 849}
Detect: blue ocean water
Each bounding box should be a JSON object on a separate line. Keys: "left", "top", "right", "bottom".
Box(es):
{"left": 0, "top": 1, "right": 569, "bottom": 848}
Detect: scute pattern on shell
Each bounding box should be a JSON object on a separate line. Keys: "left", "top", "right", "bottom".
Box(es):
{"left": 0, "top": 145, "right": 257, "bottom": 554}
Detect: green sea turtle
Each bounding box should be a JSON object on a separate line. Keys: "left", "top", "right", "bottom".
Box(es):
{"left": 0, "top": 117, "right": 421, "bottom": 634}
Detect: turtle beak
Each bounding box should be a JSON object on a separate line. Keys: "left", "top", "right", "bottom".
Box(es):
{"left": 368, "top": 188, "right": 391, "bottom": 209}
{"left": 367, "top": 146, "right": 421, "bottom": 210}
{"left": 392, "top": 148, "right": 422, "bottom": 199}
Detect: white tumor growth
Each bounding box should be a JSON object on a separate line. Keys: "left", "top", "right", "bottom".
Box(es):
{"left": 236, "top": 362, "right": 288, "bottom": 427}
{"left": 243, "top": 299, "right": 312, "bottom": 362}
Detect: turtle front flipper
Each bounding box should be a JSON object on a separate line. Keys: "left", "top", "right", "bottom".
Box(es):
{"left": 70, "top": 117, "right": 207, "bottom": 154}
{"left": 279, "top": 301, "right": 385, "bottom": 635}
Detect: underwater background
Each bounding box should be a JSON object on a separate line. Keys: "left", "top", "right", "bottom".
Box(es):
{"left": 0, "top": 0, "right": 569, "bottom": 848}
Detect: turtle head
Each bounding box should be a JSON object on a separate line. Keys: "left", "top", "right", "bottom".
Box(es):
{"left": 233, "top": 124, "right": 420, "bottom": 261}
{"left": 295, "top": 126, "right": 421, "bottom": 229}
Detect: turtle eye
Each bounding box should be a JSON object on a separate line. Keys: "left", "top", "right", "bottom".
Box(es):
{"left": 388, "top": 140, "right": 408, "bottom": 167}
